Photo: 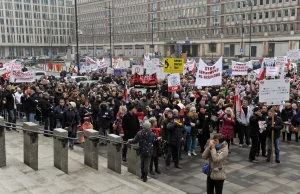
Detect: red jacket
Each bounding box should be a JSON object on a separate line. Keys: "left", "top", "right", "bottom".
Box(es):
{"left": 219, "top": 113, "right": 235, "bottom": 139}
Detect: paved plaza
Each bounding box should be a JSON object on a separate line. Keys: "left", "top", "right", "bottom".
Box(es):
{"left": 97, "top": 137, "right": 300, "bottom": 194}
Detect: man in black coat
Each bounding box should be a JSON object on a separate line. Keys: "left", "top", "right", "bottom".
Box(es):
{"left": 266, "top": 109, "right": 283, "bottom": 163}
{"left": 257, "top": 105, "right": 268, "bottom": 157}
{"left": 248, "top": 107, "right": 263, "bottom": 163}
{"left": 122, "top": 104, "right": 139, "bottom": 162}
{"left": 165, "top": 115, "right": 186, "bottom": 170}
{"left": 40, "top": 92, "right": 54, "bottom": 136}
{"left": 21, "top": 86, "right": 39, "bottom": 122}
{"left": 3, "top": 84, "right": 16, "bottom": 131}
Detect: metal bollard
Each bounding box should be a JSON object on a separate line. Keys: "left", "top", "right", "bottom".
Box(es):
{"left": 53, "top": 128, "right": 68, "bottom": 174}
{"left": 107, "top": 134, "right": 122, "bottom": 174}
{"left": 127, "top": 139, "right": 140, "bottom": 177}
{"left": 84, "top": 129, "right": 99, "bottom": 170}
{"left": 0, "top": 117, "right": 6, "bottom": 167}
{"left": 23, "top": 122, "right": 39, "bottom": 171}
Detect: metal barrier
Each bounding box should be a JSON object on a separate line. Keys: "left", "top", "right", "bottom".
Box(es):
{"left": 0, "top": 117, "right": 140, "bottom": 176}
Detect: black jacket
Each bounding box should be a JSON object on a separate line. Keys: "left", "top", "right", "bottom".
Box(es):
{"left": 281, "top": 107, "right": 292, "bottom": 122}
{"left": 184, "top": 116, "right": 199, "bottom": 136}
{"left": 122, "top": 112, "right": 140, "bottom": 141}
{"left": 166, "top": 122, "right": 187, "bottom": 147}
{"left": 98, "top": 105, "right": 113, "bottom": 129}
{"left": 266, "top": 115, "right": 283, "bottom": 139}
{"left": 249, "top": 114, "right": 263, "bottom": 137}
{"left": 54, "top": 105, "right": 68, "bottom": 121}
{"left": 62, "top": 108, "right": 80, "bottom": 128}
{"left": 21, "top": 92, "right": 39, "bottom": 113}
{"left": 4, "top": 90, "right": 15, "bottom": 110}
{"left": 40, "top": 97, "right": 54, "bottom": 117}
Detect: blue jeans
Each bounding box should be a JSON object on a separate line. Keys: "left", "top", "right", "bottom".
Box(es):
{"left": 186, "top": 135, "right": 197, "bottom": 152}
{"left": 56, "top": 120, "right": 62, "bottom": 128}
{"left": 7, "top": 109, "right": 15, "bottom": 124}
{"left": 26, "top": 113, "right": 35, "bottom": 123}
{"left": 267, "top": 137, "right": 280, "bottom": 161}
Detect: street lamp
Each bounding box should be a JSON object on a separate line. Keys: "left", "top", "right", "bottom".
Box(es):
{"left": 104, "top": 5, "right": 113, "bottom": 68}
{"left": 243, "top": 0, "right": 253, "bottom": 61}
{"left": 74, "top": 0, "right": 80, "bottom": 73}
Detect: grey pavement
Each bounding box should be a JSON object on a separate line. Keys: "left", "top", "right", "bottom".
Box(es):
{"left": 96, "top": 136, "right": 300, "bottom": 194}
{"left": 1, "top": 129, "right": 186, "bottom": 194}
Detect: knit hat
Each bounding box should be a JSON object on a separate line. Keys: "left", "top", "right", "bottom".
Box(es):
{"left": 190, "top": 107, "right": 196, "bottom": 112}
{"left": 142, "top": 121, "right": 151, "bottom": 130}
{"left": 69, "top": 102, "right": 76, "bottom": 108}
{"left": 174, "top": 93, "right": 179, "bottom": 99}
{"left": 30, "top": 86, "right": 36, "bottom": 92}
{"left": 43, "top": 92, "right": 49, "bottom": 97}
{"left": 127, "top": 104, "right": 135, "bottom": 111}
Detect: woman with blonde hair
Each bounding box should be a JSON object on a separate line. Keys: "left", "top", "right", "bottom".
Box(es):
{"left": 219, "top": 107, "right": 235, "bottom": 150}
{"left": 184, "top": 107, "right": 199, "bottom": 156}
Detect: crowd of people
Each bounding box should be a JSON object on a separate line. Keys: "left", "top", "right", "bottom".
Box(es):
{"left": 0, "top": 68, "right": 299, "bottom": 194}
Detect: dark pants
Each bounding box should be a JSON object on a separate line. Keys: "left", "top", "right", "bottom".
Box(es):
{"left": 68, "top": 125, "right": 77, "bottom": 147}
{"left": 166, "top": 145, "right": 179, "bottom": 167}
{"left": 249, "top": 136, "right": 259, "bottom": 160}
{"left": 239, "top": 125, "right": 250, "bottom": 145}
{"left": 287, "top": 132, "right": 298, "bottom": 142}
{"left": 226, "top": 139, "right": 231, "bottom": 150}
{"left": 257, "top": 133, "right": 267, "bottom": 155}
{"left": 44, "top": 116, "right": 51, "bottom": 135}
{"left": 140, "top": 155, "right": 151, "bottom": 173}
{"left": 122, "top": 144, "right": 127, "bottom": 158}
{"left": 207, "top": 175, "right": 224, "bottom": 194}
{"left": 150, "top": 156, "right": 159, "bottom": 171}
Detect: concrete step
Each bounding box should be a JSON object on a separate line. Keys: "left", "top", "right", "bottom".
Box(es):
{"left": 1, "top": 130, "right": 186, "bottom": 194}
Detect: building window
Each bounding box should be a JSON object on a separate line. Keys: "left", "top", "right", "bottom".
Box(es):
{"left": 291, "top": 8, "right": 295, "bottom": 16}
{"left": 285, "top": 0, "right": 289, "bottom": 2}
{"left": 270, "top": 25, "right": 274, "bottom": 31}
{"left": 237, "top": 2, "right": 240, "bottom": 8}
{"left": 283, "top": 24, "right": 288, "bottom": 31}
{"left": 284, "top": 9, "right": 289, "bottom": 16}
{"left": 253, "top": 0, "right": 258, "bottom": 5}
{"left": 258, "top": 25, "right": 262, "bottom": 32}
{"left": 226, "top": 3, "right": 230, "bottom": 9}
{"left": 264, "top": 25, "right": 268, "bottom": 32}
{"left": 276, "top": 24, "right": 280, "bottom": 31}
{"left": 266, "top": 0, "right": 269, "bottom": 4}
{"left": 209, "top": 42, "right": 217, "bottom": 53}
{"left": 271, "top": 11, "right": 275, "bottom": 17}
{"left": 259, "top": 13, "right": 262, "bottom": 19}
{"left": 272, "top": 0, "right": 276, "bottom": 3}
{"left": 278, "top": 0, "right": 282, "bottom": 2}
{"left": 290, "top": 24, "right": 294, "bottom": 31}
{"left": 253, "top": 13, "right": 257, "bottom": 20}
{"left": 265, "top": 12, "right": 269, "bottom": 18}
{"left": 277, "top": 10, "right": 281, "bottom": 17}
{"left": 260, "top": 0, "right": 264, "bottom": 5}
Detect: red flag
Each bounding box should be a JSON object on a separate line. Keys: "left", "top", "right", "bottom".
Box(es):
{"left": 287, "top": 60, "right": 291, "bottom": 71}
{"left": 192, "top": 61, "right": 197, "bottom": 73}
{"left": 258, "top": 62, "right": 266, "bottom": 80}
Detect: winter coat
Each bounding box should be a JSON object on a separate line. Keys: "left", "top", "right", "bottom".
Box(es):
{"left": 166, "top": 122, "right": 187, "bottom": 147}
{"left": 21, "top": 92, "right": 39, "bottom": 113}
{"left": 266, "top": 115, "right": 283, "bottom": 139}
{"left": 62, "top": 108, "right": 80, "bottom": 128}
{"left": 129, "top": 129, "right": 157, "bottom": 157}
{"left": 184, "top": 116, "right": 199, "bottom": 136}
{"left": 249, "top": 114, "right": 262, "bottom": 137}
{"left": 40, "top": 98, "right": 54, "bottom": 117}
{"left": 79, "top": 105, "right": 92, "bottom": 123}
{"left": 122, "top": 112, "right": 140, "bottom": 141}
{"left": 202, "top": 142, "right": 229, "bottom": 180}
{"left": 291, "top": 109, "right": 300, "bottom": 127}
{"left": 198, "top": 112, "right": 211, "bottom": 140}
{"left": 98, "top": 106, "right": 113, "bottom": 129}
{"left": 236, "top": 106, "right": 253, "bottom": 126}
{"left": 4, "top": 90, "right": 15, "bottom": 110}
{"left": 219, "top": 114, "right": 235, "bottom": 139}
{"left": 54, "top": 105, "right": 68, "bottom": 121}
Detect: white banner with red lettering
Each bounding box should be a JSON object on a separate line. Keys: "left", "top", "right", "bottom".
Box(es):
{"left": 231, "top": 61, "right": 248, "bottom": 75}
{"left": 9, "top": 71, "right": 34, "bottom": 83}
{"left": 132, "top": 65, "right": 144, "bottom": 75}
{"left": 195, "top": 57, "right": 222, "bottom": 86}
{"left": 4, "top": 62, "right": 22, "bottom": 72}
{"left": 168, "top": 73, "right": 181, "bottom": 92}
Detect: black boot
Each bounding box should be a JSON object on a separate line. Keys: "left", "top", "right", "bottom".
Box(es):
{"left": 140, "top": 171, "right": 144, "bottom": 179}
{"left": 296, "top": 132, "right": 299, "bottom": 142}
{"left": 282, "top": 132, "right": 285, "bottom": 142}
{"left": 143, "top": 172, "right": 148, "bottom": 182}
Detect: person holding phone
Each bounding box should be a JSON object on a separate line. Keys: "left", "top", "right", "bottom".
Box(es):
{"left": 219, "top": 108, "right": 235, "bottom": 151}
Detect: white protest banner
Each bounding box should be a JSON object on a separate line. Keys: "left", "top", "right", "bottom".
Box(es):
{"left": 195, "top": 57, "right": 222, "bottom": 86}
{"left": 231, "top": 61, "right": 248, "bottom": 75}
{"left": 118, "top": 60, "right": 130, "bottom": 69}
{"left": 168, "top": 73, "right": 181, "bottom": 92}
{"left": 10, "top": 71, "right": 34, "bottom": 83}
{"left": 246, "top": 61, "right": 253, "bottom": 69}
{"left": 287, "top": 49, "right": 300, "bottom": 60}
{"left": 248, "top": 73, "right": 256, "bottom": 81}
{"left": 4, "top": 62, "right": 22, "bottom": 72}
{"left": 275, "top": 56, "right": 288, "bottom": 64}
{"left": 157, "top": 68, "right": 167, "bottom": 81}
{"left": 262, "top": 58, "right": 279, "bottom": 76}
{"left": 106, "top": 67, "right": 114, "bottom": 75}
{"left": 132, "top": 65, "right": 144, "bottom": 75}
{"left": 259, "top": 79, "right": 290, "bottom": 105}
{"left": 144, "top": 60, "right": 157, "bottom": 75}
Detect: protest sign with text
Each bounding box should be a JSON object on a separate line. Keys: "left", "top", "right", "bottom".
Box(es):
{"left": 195, "top": 57, "right": 222, "bottom": 86}
{"left": 231, "top": 61, "right": 248, "bottom": 75}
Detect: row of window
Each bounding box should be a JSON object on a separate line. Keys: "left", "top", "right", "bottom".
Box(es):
{"left": 1, "top": 34, "right": 71, "bottom": 44}
{"left": 226, "top": 0, "right": 296, "bottom": 9}
{"left": 0, "top": 18, "right": 72, "bottom": 29}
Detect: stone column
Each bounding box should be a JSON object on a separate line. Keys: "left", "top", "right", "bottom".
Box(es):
{"left": 84, "top": 129, "right": 99, "bottom": 170}
{"left": 23, "top": 122, "right": 39, "bottom": 171}
{"left": 107, "top": 134, "right": 122, "bottom": 174}
{"left": 53, "top": 128, "right": 68, "bottom": 174}
{"left": 127, "top": 139, "right": 140, "bottom": 177}
{"left": 0, "top": 117, "right": 6, "bottom": 167}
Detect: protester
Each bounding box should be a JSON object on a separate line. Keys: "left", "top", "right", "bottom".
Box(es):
{"left": 237, "top": 100, "right": 252, "bottom": 147}
{"left": 202, "top": 134, "right": 228, "bottom": 194}
{"left": 129, "top": 121, "right": 158, "bottom": 182}
{"left": 266, "top": 109, "right": 283, "bottom": 163}
{"left": 184, "top": 107, "right": 199, "bottom": 156}
{"left": 219, "top": 107, "right": 235, "bottom": 151}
